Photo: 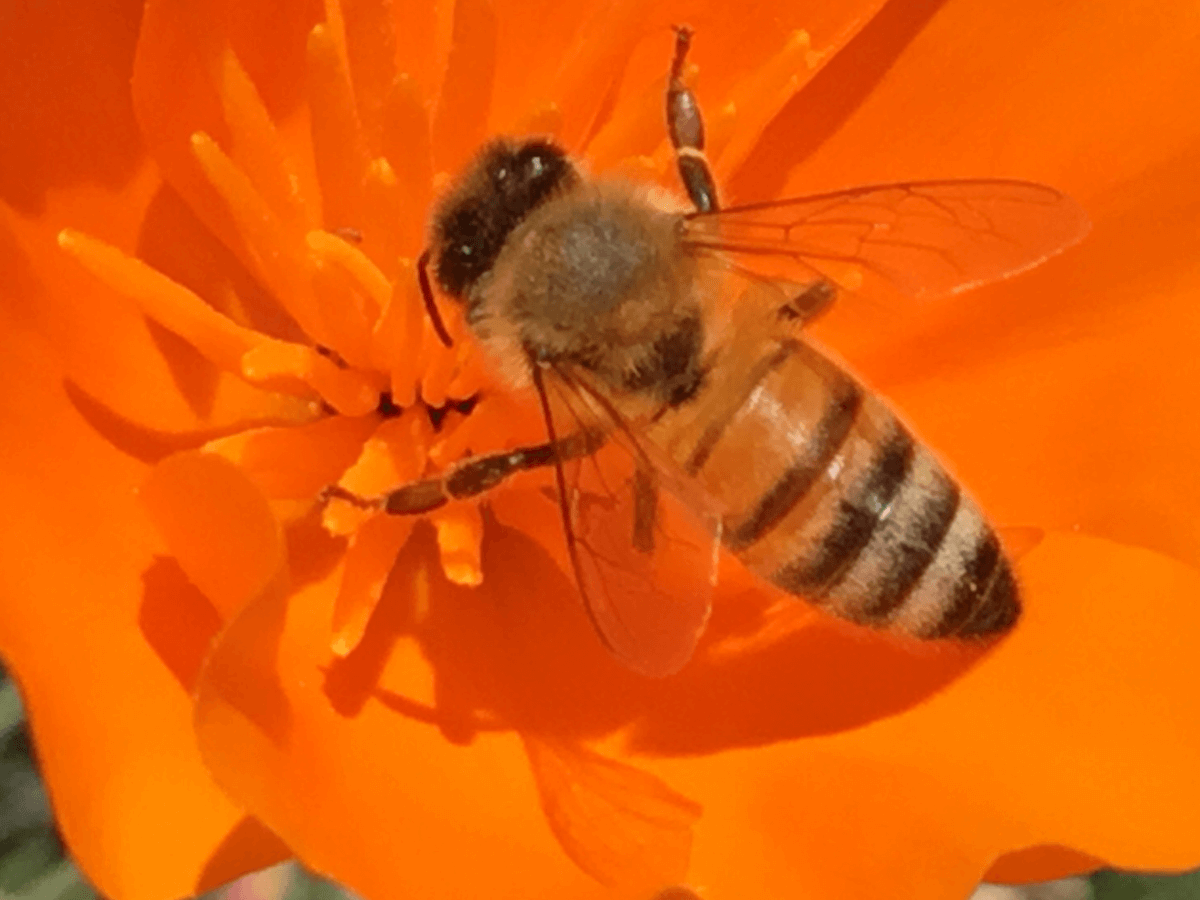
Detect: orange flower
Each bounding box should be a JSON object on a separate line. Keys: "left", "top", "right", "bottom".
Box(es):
{"left": 1, "top": 1, "right": 1198, "bottom": 899}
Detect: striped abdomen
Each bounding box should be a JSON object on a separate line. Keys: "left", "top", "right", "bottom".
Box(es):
{"left": 671, "top": 338, "right": 1019, "bottom": 638}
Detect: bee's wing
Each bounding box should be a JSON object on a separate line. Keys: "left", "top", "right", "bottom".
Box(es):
{"left": 683, "top": 179, "right": 1090, "bottom": 298}
{"left": 534, "top": 365, "right": 719, "bottom": 678}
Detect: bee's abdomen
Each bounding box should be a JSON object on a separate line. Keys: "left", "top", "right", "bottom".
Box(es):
{"left": 687, "top": 339, "right": 1019, "bottom": 638}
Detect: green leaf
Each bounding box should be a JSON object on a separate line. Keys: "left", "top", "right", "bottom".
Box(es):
{"left": 1090, "top": 869, "right": 1200, "bottom": 900}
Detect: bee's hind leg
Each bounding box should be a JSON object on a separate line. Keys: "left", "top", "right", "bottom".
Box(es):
{"left": 666, "top": 25, "right": 719, "bottom": 214}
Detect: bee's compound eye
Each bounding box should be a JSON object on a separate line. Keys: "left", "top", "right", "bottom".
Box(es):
{"left": 528, "top": 155, "right": 545, "bottom": 176}
{"left": 459, "top": 244, "right": 473, "bottom": 256}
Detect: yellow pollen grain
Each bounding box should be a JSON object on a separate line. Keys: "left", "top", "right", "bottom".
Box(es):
{"left": 57, "top": 229, "right": 263, "bottom": 373}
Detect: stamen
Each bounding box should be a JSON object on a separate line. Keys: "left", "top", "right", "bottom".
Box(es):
{"left": 445, "top": 352, "right": 490, "bottom": 401}
{"left": 357, "top": 157, "right": 404, "bottom": 278}
{"left": 57, "top": 229, "right": 263, "bottom": 372}
{"left": 306, "top": 229, "right": 390, "bottom": 320}
{"left": 537, "top": 0, "right": 647, "bottom": 151}
{"left": 212, "top": 44, "right": 311, "bottom": 230}
{"left": 241, "top": 341, "right": 382, "bottom": 415}
{"left": 190, "top": 132, "right": 328, "bottom": 344}
{"left": 516, "top": 103, "right": 563, "bottom": 138}
{"left": 381, "top": 75, "right": 433, "bottom": 257}
{"left": 307, "top": 229, "right": 385, "bottom": 368}
{"left": 308, "top": 23, "right": 372, "bottom": 231}
{"left": 714, "top": 29, "right": 815, "bottom": 182}
{"left": 431, "top": 0, "right": 497, "bottom": 174}
{"left": 333, "top": 0, "right": 397, "bottom": 153}
{"left": 586, "top": 70, "right": 682, "bottom": 171}
{"left": 308, "top": 257, "right": 376, "bottom": 370}
{"left": 323, "top": 497, "right": 377, "bottom": 538}
{"left": 331, "top": 513, "right": 416, "bottom": 657}
{"left": 370, "top": 257, "right": 426, "bottom": 408}
{"left": 431, "top": 501, "right": 484, "bottom": 586}
{"left": 416, "top": 313, "right": 467, "bottom": 408}
{"left": 338, "top": 409, "right": 435, "bottom": 501}
{"left": 321, "top": 0, "right": 351, "bottom": 68}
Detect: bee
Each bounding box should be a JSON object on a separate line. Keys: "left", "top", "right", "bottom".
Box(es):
{"left": 350, "top": 26, "right": 1089, "bottom": 676}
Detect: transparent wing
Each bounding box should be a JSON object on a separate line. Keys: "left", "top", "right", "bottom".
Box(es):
{"left": 536, "top": 365, "right": 718, "bottom": 678}
{"left": 683, "top": 179, "right": 1090, "bottom": 298}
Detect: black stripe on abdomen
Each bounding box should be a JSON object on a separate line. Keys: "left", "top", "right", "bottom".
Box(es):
{"left": 771, "top": 422, "right": 914, "bottom": 597}
{"left": 722, "top": 371, "right": 862, "bottom": 552}
{"left": 923, "top": 530, "right": 1020, "bottom": 638}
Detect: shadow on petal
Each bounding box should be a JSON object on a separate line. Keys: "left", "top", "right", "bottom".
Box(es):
{"left": 138, "top": 555, "right": 223, "bottom": 692}
{"left": 0, "top": 0, "right": 145, "bottom": 214}
{"left": 195, "top": 815, "right": 291, "bottom": 895}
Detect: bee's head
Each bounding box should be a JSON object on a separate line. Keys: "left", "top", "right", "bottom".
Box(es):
{"left": 430, "top": 138, "right": 578, "bottom": 299}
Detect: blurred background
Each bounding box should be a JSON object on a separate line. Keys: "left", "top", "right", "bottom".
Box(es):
{"left": 1, "top": 663, "right": 1195, "bottom": 900}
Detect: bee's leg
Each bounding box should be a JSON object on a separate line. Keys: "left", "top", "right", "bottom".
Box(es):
{"left": 321, "top": 430, "right": 606, "bottom": 515}
{"left": 666, "top": 25, "right": 719, "bottom": 213}
{"left": 779, "top": 279, "right": 838, "bottom": 326}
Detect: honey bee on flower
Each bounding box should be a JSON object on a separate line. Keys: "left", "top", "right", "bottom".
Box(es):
{"left": 329, "top": 26, "right": 1088, "bottom": 676}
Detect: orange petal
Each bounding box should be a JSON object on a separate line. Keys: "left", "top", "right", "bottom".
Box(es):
{"left": 431, "top": 0, "right": 497, "bottom": 175}
{"left": 0, "top": 0, "right": 144, "bottom": 215}
{"left": 0, "top": 325, "right": 280, "bottom": 898}
{"left": 193, "top": 526, "right": 621, "bottom": 900}
{"left": 141, "top": 450, "right": 284, "bottom": 620}
{"left": 5, "top": 197, "right": 308, "bottom": 436}
{"left": 754, "top": 0, "right": 1200, "bottom": 205}
{"left": 204, "top": 413, "right": 379, "bottom": 500}
{"left": 133, "top": 0, "right": 323, "bottom": 255}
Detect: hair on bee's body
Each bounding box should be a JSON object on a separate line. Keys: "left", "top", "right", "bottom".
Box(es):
{"left": 433, "top": 141, "right": 710, "bottom": 409}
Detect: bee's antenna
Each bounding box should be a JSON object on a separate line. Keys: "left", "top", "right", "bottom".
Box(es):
{"left": 417, "top": 249, "right": 454, "bottom": 348}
